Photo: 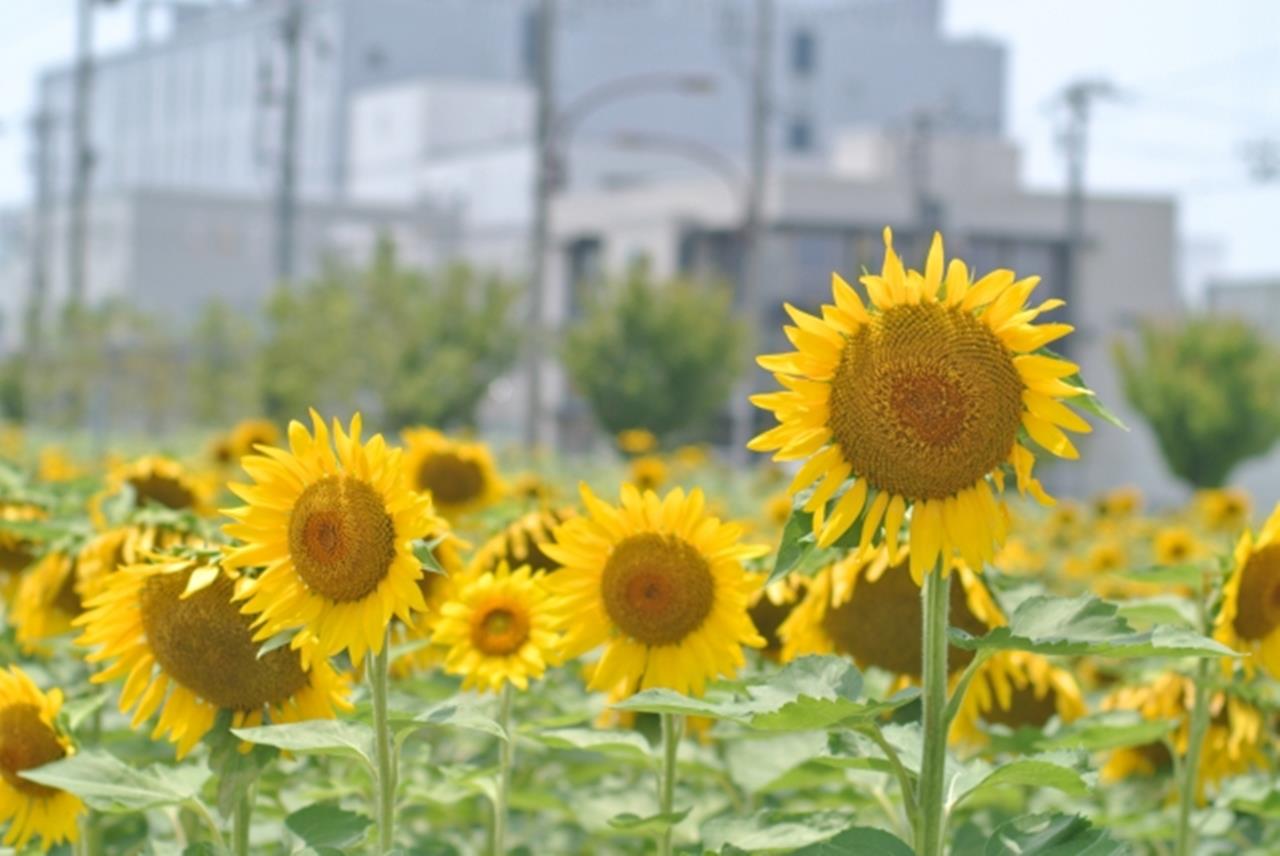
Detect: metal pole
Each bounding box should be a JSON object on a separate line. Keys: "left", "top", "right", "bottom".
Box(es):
{"left": 26, "top": 111, "right": 53, "bottom": 366}
{"left": 274, "top": 0, "right": 302, "bottom": 282}
{"left": 523, "top": 0, "right": 556, "bottom": 449}
{"left": 66, "top": 0, "right": 94, "bottom": 317}
{"left": 730, "top": 0, "right": 772, "bottom": 463}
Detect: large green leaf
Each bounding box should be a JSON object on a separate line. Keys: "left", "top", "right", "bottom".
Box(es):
{"left": 792, "top": 827, "right": 915, "bottom": 856}
{"left": 19, "top": 750, "right": 208, "bottom": 813}
{"left": 985, "top": 813, "right": 1126, "bottom": 856}
{"left": 985, "top": 711, "right": 1176, "bottom": 756}
{"left": 700, "top": 810, "right": 862, "bottom": 852}
{"left": 614, "top": 656, "right": 916, "bottom": 732}
{"left": 285, "top": 802, "right": 373, "bottom": 849}
{"left": 397, "top": 697, "right": 508, "bottom": 745}
{"left": 948, "top": 755, "right": 1091, "bottom": 811}
{"left": 950, "top": 595, "right": 1236, "bottom": 659}
{"left": 606, "top": 808, "right": 690, "bottom": 834}
{"left": 232, "top": 721, "right": 374, "bottom": 769}
{"left": 529, "top": 727, "right": 653, "bottom": 763}
{"left": 771, "top": 502, "right": 816, "bottom": 583}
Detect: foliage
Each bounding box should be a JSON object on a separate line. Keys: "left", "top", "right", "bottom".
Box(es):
{"left": 562, "top": 264, "right": 745, "bottom": 443}
{"left": 187, "top": 300, "right": 259, "bottom": 427}
{"left": 1115, "top": 316, "right": 1280, "bottom": 487}
{"left": 258, "top": 239, "right": 522, "bottom": 430}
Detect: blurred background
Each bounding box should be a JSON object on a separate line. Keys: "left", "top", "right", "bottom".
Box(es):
{"left": 0, "top": 0, "right": 1278, "bottom": 506}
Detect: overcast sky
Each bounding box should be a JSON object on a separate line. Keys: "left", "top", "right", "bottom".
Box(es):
{"left": 1, "top": 0, "right": 1276, "bottom": 293}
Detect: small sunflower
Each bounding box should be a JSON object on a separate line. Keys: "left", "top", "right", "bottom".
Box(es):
{"left": 627, "top": 456, "right": 668, "bottom": 493}
{"left": 1197, "top": 488, "right": 1250, "bottom": 535}
{"left": 764, "top": 492, "right": 793, "bottom": 529}
{"left": 36, "top": 447, "right": 83, "bottom": 483}
{"left": 745, "top": 572, "right": 809, "bottom": 661}
{"left": 544, "top": 484, "right": 767, "bottom": 697}
{"left": 991, "top": 536, "right": 1045, "bottom": 576}
{"left": 92, "top": 455, "right": 214, "bottom": 526}
{"left": 400, "top": 428, "right": 505, "bottom": 518}
{"left": 749, "top": 228, "right": 1091, "bottom": 581}
{"left": 11, "top": 552, "right": 100, "bottom": 651}
{"left": 469, "top": 508, "right": 576, "bottom": 578}
{"left": 0, "top": 666, "right": 84, "bottom": 852}
{"left": 616, "top": 428, "right": 658, "bottom": 455}
{"left": 1094, "top": 486, "right": 1142, "bottom": 521}
{"left": 76, "top": 524, "right": 204, "bottom": 605}
{"left": 1215, "top": 503, "right": 1280, "bottom": 676}
{"left": 950, "top": 651, "right": 1086, "bottom": 749}
{"left": 779, "top": 547, "right": 1002, "bottom": 678}
{"left": 1153, "top": 526, "right": 1202, "bottom": 566}
{"left": 511, "top": 473, "right": 553, "bottom": 505}
{"left": 0, "top": 502, "right": 45, "bottom": 600}
{"left": 231, "top": 419, "right": 281, "bottom": 458}
{"left": 224, "top": 412, "right": 444, "bottom": 664}
{"left": 434, "top": 563, "right": 560, "bottom": 692}
{"left": 76, "top": 556, "right": 350, "bottom": 759}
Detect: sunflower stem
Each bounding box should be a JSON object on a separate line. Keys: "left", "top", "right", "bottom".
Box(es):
{"left": 370, "top": 632, "right": 397, "bottom": 855}
{"left": 492, "top": 683, "right": 516, "bottom": 855}
{"left": 233, "top": 785, "right": 253, "bottom": 856}
{"left": 1175, "top": 568, "right": 1215, "bottom": 856}
{"left": 657, "top": 712, "right": 683, "bottom": 856}
{"left": 916, "top": 567, "right": 951, "bottom": 856}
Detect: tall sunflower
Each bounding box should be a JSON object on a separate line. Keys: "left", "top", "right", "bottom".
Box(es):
{"left": 0, "top": 666, "right": 84, "bottom": 852}
{"left": 949, "top": 651, "right": 1086, "bottom": 749}
{"left": 92, "top": 456, "right": 214, "bottom": 525}
{"left": 779, "top": 547, "right": 1002, "bottom": 678}
{"left": 224, "top": 412, "right": 444, "bottom": 664}
{"left": 434, "top": 563, "right": 561, "bottom": 692}
{"left": 544, "top": 484, "right": 767, "bottom": 697}
{"left": 1214, "top": 503, "right": 1280, "bottom": 676}
{"left": 76, "top": 556, "right": 350, "bottom": 759}
{"left": 400, "top": 428, "right": 505, "bottom": 519}
{"left": 749, "top": 229, "right": 1092, "bottom": 581}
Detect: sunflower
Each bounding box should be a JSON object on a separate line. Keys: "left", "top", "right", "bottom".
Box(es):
{"left": 0, "top": 666, "right": 83, "bottom": 852}
{"left": 1094, "top": 486, "right": 1142, "bottom": 521}
{"left": 224, "top": 412, "right": 444, "bottom": 664}
{"left": 76, "top": 556, "right": 350, "bottom": 759}
{"left": 1100, "top": 673, "right": 1265, "bottom": 797}
{"left": 92, "top": 455, "right": 214, "bottom": 526}
{"left": 764, "top": 492, "right": 793, "bottom": 529}
{"left": 1153, "top": 526, "right": 1202, "bottom": 566}
{"left": 434, "top": 563, "right": 560, "bottom": 692}
{"left": 0, "top": 502, "right": 45, "bottom": 600}
{"left": 544, "top": 484, "right": 767, "bottom": 697}
{"left": 36, "top": 447, "right": 83, "bottom": 483}
{"left": 628, "top": 456, "right": 668, "bottom": 493}
{"left": 76, "top": 524, "right": 204, "bottom": 606}
{"left": 749, "top": 228, "right": 1091, "bottom": 581}
{"left": 745, "top": 572, "right": 809, "bottom": 661}
{"left": 779, "top": 547, "right": 1002, "bottom": 678}
{"left": 231, "top": 419, "right": 281, "bottom": 458}
{"left": 511, "top": 473, "right": 553, "bottom": 505}
{"left": 400, "top": 428, "right": 505, "bottom": 518}
{"left": 469, "top": 508, "right": 576, "bottom": 578}
{"left": 950, "top": 651, "right": 1086, "bottom": 749}
{"left": 1197, "top": 488, "right": 1250, "bottom": 535}
{"left": 617, "top": 429, "right": 658, "bottom": 455}
{"left": 11, "top": 552, "right": 100, "bottom": 651}
{"left": 991, "top": 536, "right": 1045, "bottom": 576}
{"left": 1215, "top": 503, "right": 1280, "bottom": 677}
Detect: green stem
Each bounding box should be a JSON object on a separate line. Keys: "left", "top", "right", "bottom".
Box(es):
{"left": 1175, "top": 658, "right": 1212, "bottom": 856}
{"left": 657, "top": 712, "right": 683, "bottom": 856}
{"left": 942, "top": 649, "right": 991, "bottom": 728}
{"left": 233, "top": 784, "right": 253, "bottom": 856}
{"left": 861, "top": 723, "right": 918, "bottom": 834}
{"left": 184, "top": 800, "right": 225, "bottom": 851}
{"left": 915, "top": 568, "right": 951, "bottom": 856}
{"left": 492, "top": 683, "right": 516, "bottom": 855}
{"left": 370, "top": 632, "right": 397, "bottom": 855}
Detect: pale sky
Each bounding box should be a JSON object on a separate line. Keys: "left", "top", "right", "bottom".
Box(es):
{"left": 0, "top": 0, "right": 1276, "bottom": 294}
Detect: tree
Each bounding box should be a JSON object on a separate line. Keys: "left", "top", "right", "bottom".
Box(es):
{"left": 188, "top": 300, "right": 260, "bottom": 426}
{"left": 563, "top": 264, "right": 745, "bottom": 442}
{"left": 258, "top": 239, "right": 521, "bottom": 430}
{"left": 1115, "top": 316, "right": 1280, "bottom": 488}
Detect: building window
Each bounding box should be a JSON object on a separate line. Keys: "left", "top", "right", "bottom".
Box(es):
{"left": 566, "top": 236, "right": 603, "bottom": 318}
{"left": 521, "top": 10, "right": 540, "bottom": 81}
{"left": 787, "top": 117, "right": 813, "bottom": 152}
{"left": 791, "top": 29, "right": 815, "bottom": 76}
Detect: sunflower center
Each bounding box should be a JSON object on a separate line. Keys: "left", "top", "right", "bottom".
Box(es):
{"left": 139, "top": 568, "right": 310, "bottom": 711}
{"left": 0, "top": 703, "right": 66, "bottom": 797}
{"left": 821, "top": 559, "right": 990, "bottom": 677}
{"left": 416, "top": 454, "right": 485, "bottom": 506}
{"left": 128, "top": 474, "right": 197, "bottom": 511}
{"left": 828, "top": 303, "right": 1024, "bottom": 501}
{"left": 288, "top": 476, "right": 397, "bottom": 603}
{"left": 602, "top": 533, "right": 714, "bottom": 647}
{"left": 471, "top": 605, "right": 530, "bottom": 656}
{"left": 52, "top": 562, "right": 83, "bottom": 617}
{"left": 981, "top": 684, "right": 1060, "bottom": 731}
{"left": 749, "top": 589, "right": 805, "bottom": 659}
{"left": 0, "top": 540, "right": 34, "bottom": 575}
{"left": 1232, "top": 543, "right": 1280, "bottom": 640}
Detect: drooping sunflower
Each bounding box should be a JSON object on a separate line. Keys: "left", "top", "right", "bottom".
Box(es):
{"left": 0, "top": 666, "right": 84, "bottom": 852}
{"left": 1215, "top": 503, "right": 1280, "bottom": 677}
{"left": 76, "top": 556, "right": 350, "bottom": 759}
{"left": 91, "top": 455, "right": 214, "bottom": 526}
{"left": 544, "top": 484, "right": 768, "bottom": 697}
{"left": 1100, "top": 673, "right": 1265, "bottom": 797}
{"left": 0, "top": 502, "right": 45, "bottom": 601}
{"left": 224, "top": 412, "right": 444, "bottom": 664}
{"left": 749, "top": 229, "right": 1092, "bottom": 581}
{"left": 11, "top": 552, "right": 99, "bottom": 651}
{"left": 470, "top": 508, "right": 576, "bottom": 578}
{"left": 400, "top": 428, "right": 505, "bottom": 519}
{"left": 434, "top": 563, "right": 561, "bottom": 692}
{"left": 949, "top": 651, "right": 1086, "bottom": 749}
{"left": 779, "top": 546, "right": 1003, "bottom": 678}
{"left": 745, "top": 572, "right": 809, "bottom": 661}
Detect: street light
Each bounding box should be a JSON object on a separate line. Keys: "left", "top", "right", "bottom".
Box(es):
{"left": 610, "top": 129, "right": 745, "bottom": 211}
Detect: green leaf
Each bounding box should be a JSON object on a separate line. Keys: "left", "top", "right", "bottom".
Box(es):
{"left": 949, "top": 757, "right": 1090, "bottom": 811}
{"left": 1120, "top": 564, "right": 1206, "bottom": 587}
{"left": 606, "top": 807, "right": 690, "bottom": 834}
{"left": 530, "top": 728, "right": 653, "bottom": 762}
{"left": 986, "top": 711, "right": 1176, "bottom": 756}
{"left": 285, "top": 802, "right": 373, "bottom": 849}
{"left": 701, "top": 810, "right": 861, "bottom": 852}
{"left": 414, "top": 539, "right": 450, "bottom": 575}
{"left": 1115, "top": 597, "right": 1196, "bottom": 631}
{"left": 985, "top": 813, "right": 1126, "bottom": 856}
{"left": 950, "top": 595, "right": 1237, "bottom": 659}
{"left": 233, "top": 721, "right": 374, "bottom": 769}
{"left": 410, "top": 698, "right": 508, "bottom": 742}
{"left": 19, "top": 750, "right": 207, "bottom": 813}
{"left": 792, "top": 827, "right": 915, "bottom": 856}
{"left": 254, "top": 631, "right": 294, "bottom": 660}
{"left": 61, "top": 689, "right": 111, "bottom": 732}
{"left": 615, "top": 656, "right": 917, "bottom": 732}
{"left": 771, "top": 502, "right": 815, "bottom": 583}
{"left": 1071, "top": 389, "right": 1128, "bottom": 431}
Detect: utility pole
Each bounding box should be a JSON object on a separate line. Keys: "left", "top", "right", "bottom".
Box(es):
{"left": 273, "top": 0, "right": 303, "bottom": 282}
{"left": 908, "top": 109, "right": 943, "bottom": 239}
{"left": 730, "top": 0, "right": 772, "bottom": 463}
{"left": 26, "top": 111, "right": 54, "bottom": 368}
{"left": 523, "top": 0, "right": 556, "bottom": 450}
{"left": 66, "top": 0, "right": 96, "bottom": 320}
{"left": 1056, "top": 79, "right": 1115, "bottom": 355}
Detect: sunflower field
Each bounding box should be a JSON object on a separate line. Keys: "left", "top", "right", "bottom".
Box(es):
{"left": 2, "top": 232, "right": 1278, "bottom": 856}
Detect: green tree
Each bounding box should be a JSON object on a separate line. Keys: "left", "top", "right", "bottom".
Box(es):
{"left": 188, "top": 300, "right": 261, "bottom": 426}
{"left": 259, "top": 239, "right": 521, "bottom": 429}
{"left": 1115, "top": 316, "right": 1280, "bottom": 488}
{"left": 563, "top": 265, "right": 745, "bottom": 442}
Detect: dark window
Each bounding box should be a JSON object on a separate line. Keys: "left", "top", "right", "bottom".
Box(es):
{"left": 520, "top": 10, "right": 540, "bottom": 81}
{"left": 787, "top": 117, "right": 813, "bottom": 152}
{"left": 566, "top": 236, "right": 603, "bottom": 318}
{"left": 791, "top": 29, "right": 815, "bottom": 75}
